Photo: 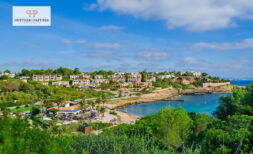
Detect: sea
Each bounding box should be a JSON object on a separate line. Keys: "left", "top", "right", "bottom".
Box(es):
{"left": 230, "top": 80, "right": 253, "bottom": 86}
{"left": 120, "top": 80, "right": 252, "bottom": 117}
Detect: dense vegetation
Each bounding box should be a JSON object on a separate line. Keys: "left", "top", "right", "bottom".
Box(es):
{"left": 0, "top": 79, "right": 114, "bottom": 109}
{"left": 105, "top": 84, "right": 253, "bottom": 153}
{"left": 0, "top": 82, "right": 252, "bottom": 153}
{"left": 0, "top": 115, "right": 76, "bottom": 154}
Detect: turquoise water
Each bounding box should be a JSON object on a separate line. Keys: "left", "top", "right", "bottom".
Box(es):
{"left": 231, "top": 80, "right": 253, "bottom": 86}
{"left": 120, "top": 93, "right": 229, "bottom": 117}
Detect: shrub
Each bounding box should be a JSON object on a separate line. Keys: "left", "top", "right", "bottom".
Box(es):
{"left": 109, "top": 111, "right": 117, "bottom": 116}
{"left": 89, "top": 122, "right": 112, "bottom": 130}
{"left": 70, "top": 133, "right": 163, "bottom": 154}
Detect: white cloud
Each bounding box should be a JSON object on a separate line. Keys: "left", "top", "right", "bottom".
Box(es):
{"left": 136, "top": 50, "right": 171, "bottom": 61}
{"left": 98, "top": 25, "right": 124, "bottom": 31}
{"left": 62, "top": 39, "right": 124, "bottom": 50}
{"left": 86, "top": 51, "right": 113, "bottom": 57}
{"left": 83, "top": 3, "right": 98, "bottom": 11}
{"left": 86, "top": 42, "right": 123, "bottom": 49}
{"left": 192, "top": 38, "right": 253, "bottom": 50}
{"left": 125, "top": 49, "right": 171, "bottom": 61}
{"left": 90, "top": 0, "right": 253, "bottom": 31}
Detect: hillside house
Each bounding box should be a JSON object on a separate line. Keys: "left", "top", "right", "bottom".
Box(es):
{"left": 128, "top": 73, "right": 142, "bottom": 83}
{"left": 52, "top": 81, "right": 70, "bottom": 87}
{"left": 70, "top": 74, "right": 91, "bottom": 80}
{"left": 72, "top": 79, "right": 90, "bottom": 88}
{"left": 32, "top": 74, "right": 62, "bottom": 81}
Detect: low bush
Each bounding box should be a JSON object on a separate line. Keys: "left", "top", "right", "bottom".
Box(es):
{"left": 89, "top": 122, "right": 112, "bottom": 130}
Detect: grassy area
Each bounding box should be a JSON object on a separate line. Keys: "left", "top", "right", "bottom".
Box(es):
{"left": 10, "top": 105, "right": 40, "bottom": 113}
{"left": 110, "top": 97, "right": 139, "bottom": 104}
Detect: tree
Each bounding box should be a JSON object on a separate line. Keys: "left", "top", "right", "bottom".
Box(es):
{"left": 140, "top": 70, "right": 147, "bottom": 82}
{"left": 45, "top": 68, "right": 53, "bottom": 74}
{"left": 0, "top": 75, "right": 9, "bottom": 80}
{"left": 100, "top": 107, "right": 106, "bottom": 117}
{"left": 31, "top": 107, "right": 40, "bottom": 116}
{"left": 95, "top": 97, "right": 101, "bottom": 116}
{"left": 155, "top": 106, "right": 193, "bottom": 150}
{"left": 87, "top": 100, "right": 95, "bottom": 109}
{"left": 4, "top": 70, "right": 11, "bottom": 74}
{"left": 79, "top": 100, "right": 86, "bottom": 111}
{"left": 43, "top": 99, "right": 53, "bottom": 116}
{"left": 213, "top": 85, "right": 253, "bottom": 120}
{"left": 0, "top": 116, "right": 75, "bottom": 154}
{"left": 118, "top": 90, "right": 122, "bottom": 98}
{"left": 101, "top": 93, "right": 108, "bottom": 107}
{"left": 6, "top": 81, "right": 20, "bottom": 92}
{"left": 53, "top": 95, "right": 67, "bottom": 110}
{"left": 54, "top": 67, "right": 73, "bottom": 77}
{"left": 0, "top": 85, "right": 8, "bottom": 93}
{"left": 201, "top": 72, "right": 208, "bottom": 77}
{"left": 21, "top": 69, "right": 31, "bottom": 76}
{"left": 79, "top": 100, "right": 86, "bottom": 120}
{"left": 201, "top": 115, "right": 253, "bottom": 153}
{"left": 95, "top": 97, "right": 101, "bottom": 106}
{"left": 73, "top": 68, "right": 81, "bottom": 75}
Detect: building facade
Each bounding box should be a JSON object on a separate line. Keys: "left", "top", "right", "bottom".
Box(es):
{"left": 70, "top": 74, "right": 91, "bottom": 80}
{"left": 32, "top": 74, "right": 62, "bottom": 81}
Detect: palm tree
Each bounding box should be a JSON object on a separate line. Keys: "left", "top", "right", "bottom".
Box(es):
{"left": 78, "top": 100, "right": 86, "bottom": 119}
{"left": 38, "top": 95, "right": 45, "bottom": 119}
{"left": 54, "top": 95, "right": 66, "bottom": 110}
{"left": 100, "top": 107, "right": 106, "bottom": 117}
{"left": 43, "top": 99, "right": 52, "bottom": 117}
{"left": 95, "top": 97, "right": 101, "bottom": 116}
{"left": 95, "top": 97, "right": 101, "bottom": 106}
{"left": 79, "top": 100, "right": 86, "bottom": 111}
{"left": 87, "top": 100, "right": 95, "bottom": 110}
{"left": 101, "top": 93, "right": 108, "bottom": 107}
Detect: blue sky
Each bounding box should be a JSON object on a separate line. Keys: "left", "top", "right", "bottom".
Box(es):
{"left": 0, "top": 0, "right": 253, "bottom": 79}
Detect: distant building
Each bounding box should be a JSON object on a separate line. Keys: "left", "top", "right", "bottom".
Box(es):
{"left": 52, "top": 81, "right": 70, "bottom": 87}
{"left": 92, "top": 79, "right": 109, "bottom": 86}
{"left": 157, "top": 74, "right": 174, "bottom": 79}
{"left": 146, "top": 76, "right": 156, "bottom": 82}
{"left": 21, "top": 79, "right": 27, "bottom": 83}
{"left": 72, "top": 79, "right": 90, "bottom": 88}
{"left": 32, "top": 74, "right": 62, "bottom": 81}
{"left": 191, "top": 72, "right": 202, "bottom": 77}
{"left": 4, "top": 73, "right": 15, "bottom": 78}
{"left": 109, "top": 74, "right": 124, "bottom": 79}
{"left": 114, "top": 82, "right": 133, "bottom": 88}
{"left": 70, "top": 74, "right": 91, "bottom": 80}
{"left": 41, "top": 82, "right": 49, "bottom": 86}
{"left": 19, "top": 76, "right": 30, "bottom": 79}
{"left": 93, "top": 75, "right": 104, "bottom": 79}
{"left": 57, "top": 109, "right": 81, "bottom": 115}
{"left": 109, "top": 73, "right": 126, "bottom": 82}
{"left": 140, "top": 81, "right": 153, "bottom": 88}
{"left": 128, "top": 73, "right": 142, "bottom": 83}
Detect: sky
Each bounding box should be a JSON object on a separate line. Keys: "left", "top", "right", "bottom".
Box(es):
{"left": 0, "top": 0, "right": 253, "bottom": 79}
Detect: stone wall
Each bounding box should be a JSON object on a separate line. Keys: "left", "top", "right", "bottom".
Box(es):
{"left": 202, "top": 82, "right": 230, "bottom": 88}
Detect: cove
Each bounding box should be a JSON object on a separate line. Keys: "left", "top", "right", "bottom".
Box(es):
{"left": 120, "top": 93, "right": 230, "bottom": 117}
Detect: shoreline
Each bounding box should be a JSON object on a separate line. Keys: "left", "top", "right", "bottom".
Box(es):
{"left": 105, "top": 84, "right": 234, "bottom": 109}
